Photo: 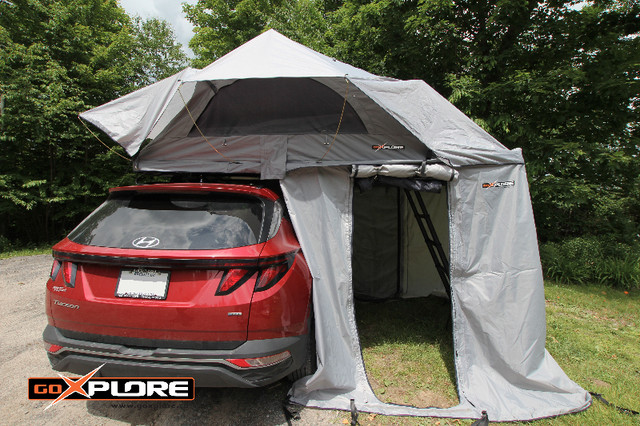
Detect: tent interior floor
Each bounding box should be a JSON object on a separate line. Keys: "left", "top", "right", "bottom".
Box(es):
{"left": 355, "top": 296, "right": 459, "bottom": 409}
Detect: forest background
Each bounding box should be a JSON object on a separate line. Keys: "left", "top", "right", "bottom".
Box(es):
{"left": 1, "top": 0, "right": 638, "bottom": 288}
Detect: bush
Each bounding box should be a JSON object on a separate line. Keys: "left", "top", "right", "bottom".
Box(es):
{"left": 540, "top": 237, "right": 640, "bottom": 290}
{"left": 0, "top": 235, "right": 12, "bottom": 253}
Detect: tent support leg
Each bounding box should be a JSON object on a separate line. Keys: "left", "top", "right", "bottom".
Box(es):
{"left": 404, "top": 189, "right": 451, "bottom": 299}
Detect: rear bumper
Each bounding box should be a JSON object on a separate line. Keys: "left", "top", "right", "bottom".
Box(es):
{"left": 43, "top": 325, "right": 308, "bottom": 387}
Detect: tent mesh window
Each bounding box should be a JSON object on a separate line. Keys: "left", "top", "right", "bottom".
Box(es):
{"left": 189, "top": 78, "right": 367, "bottom": 136}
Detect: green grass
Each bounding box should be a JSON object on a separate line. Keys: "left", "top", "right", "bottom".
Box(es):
{"left": 354, "top": 283, "right": 640, "bottom": 425}
{"left": 0, "top": 245, "right": 51, "bottom": 259}
{"left": 357, "top": 297, "right": 458, "bottom": 411}
{"left": 540, "top": 282, "right": 640, "bottom": 425}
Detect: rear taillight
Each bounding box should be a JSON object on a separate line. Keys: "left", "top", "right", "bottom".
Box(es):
{"left": 50, "top": 259, "right": 61, "bottom": 280}
{"left": 213, "top": 251, "right": 298, "bottom": 296}
{"left": 62, "top": 261, "right": 77, "bottom": 288}
{"left": 216, "top": 269, "right": 256, "bottom": 296}
{"left": 226, "top": 351, "right": 291, "bottom": 369}
{"left": 255, "top": 252, "right": 297, "bottom": 292}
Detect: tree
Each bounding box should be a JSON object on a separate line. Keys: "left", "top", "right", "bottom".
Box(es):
{"left": 184, "top": 0, "right": 282, "bottom": 68}
{"left": 0, "top": 0, "right": 187, "bottom": 246}
{"left": 442, "top": 0, "right": 640, "bottom": 242}
{"left": 184, "top": 0, "right": 329, "bottom": 68}
{"left": 325, "top": 0, "right": 462, "bottom": 94}
{"left": 130, "top": 16, "right": 189, "bottom": 87}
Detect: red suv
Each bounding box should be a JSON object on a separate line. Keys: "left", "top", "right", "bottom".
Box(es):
{"left": 43, "top": 183, "right": 315, "bottom": 387}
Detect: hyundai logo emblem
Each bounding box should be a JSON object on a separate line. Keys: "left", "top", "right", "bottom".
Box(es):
{"left": 132, "top": 236, "right": 160, "bottom": 248}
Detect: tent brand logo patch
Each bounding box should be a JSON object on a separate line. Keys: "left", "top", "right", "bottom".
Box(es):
{"left": 482, "top": 181, "right": 515, "bottom": 189}
{"left": 29, "top": 365, "right": 195, "bottom": 410}
{"left": 372, "top": 144, "right": 405, "bottom": 151}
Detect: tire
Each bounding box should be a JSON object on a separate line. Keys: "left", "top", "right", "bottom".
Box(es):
{"left": 288, "top": 316, "right": 316, "bottom": 381}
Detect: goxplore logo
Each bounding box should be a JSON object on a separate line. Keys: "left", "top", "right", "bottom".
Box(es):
{"left": 372, "top": 143, "right": 405, "bottom": 151}
{"left": 482, "top": 180, "right": 515, "bottom": 189}
{"left": 29, "top": 365, "right": 195, "bottom": 410}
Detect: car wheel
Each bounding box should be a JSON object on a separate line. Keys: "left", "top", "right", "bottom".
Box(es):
{"left": 288, "top": 316, "right": 316, "bottom": 381}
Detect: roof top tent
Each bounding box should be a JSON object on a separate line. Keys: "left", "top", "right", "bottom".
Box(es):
{"left": 80, "top": 29, "right": 590, "bottom": 422}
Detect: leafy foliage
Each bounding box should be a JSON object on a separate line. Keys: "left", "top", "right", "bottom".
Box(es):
{"left": 540, "top": 237, "right": 640, "bottom": 290}
{"left": 0, "top": 0, "right": 187, "bottom": 246}
{"left": 184, "top": 0, "right": 282, "bottom": 68}
{"left": 442, "top": 1, "right": 640, "bottom": 244}
{"left": 326, "top": 0, "right": 640, "bottom": 245}
{"left": 184, "top": 0, "right": 330, "bottom": 68}
{"left": 130, "top": 17, "right": 189, "bottom": 88}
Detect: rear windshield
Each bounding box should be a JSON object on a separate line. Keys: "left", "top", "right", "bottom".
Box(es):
{"left": 68, "top": 192, "right": 270, "bottom": 250}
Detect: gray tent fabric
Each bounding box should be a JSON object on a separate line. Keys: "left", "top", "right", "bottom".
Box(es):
{"left": 350, "top": 78, "right": 525, "bottom": 167}
{"left": 448, "top": 164, "right": 590, "bottom": 420}
{"left": 281, "top": 168, "right": 478, "bottom": 420}
{"left": 351, "top": 163, "right": 458, "bottom": 181}
{"left": 80, "top": 30, "right": 519, "bottom": 178}
{"left": 82, "top": 67, "right": 198, "bottom": 156}
{"left": 190, "top": 78, "right": 368, "bottom": 136}
{"left": 79, "top": 29, "right": 591, "bottom": 421}
{"left": 282, "top": 167, "right": 590, "bottom": 421}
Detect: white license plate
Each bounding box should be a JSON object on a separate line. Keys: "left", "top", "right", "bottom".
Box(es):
{"left": 116, "top": 268, "right": 170, "bottom": 300}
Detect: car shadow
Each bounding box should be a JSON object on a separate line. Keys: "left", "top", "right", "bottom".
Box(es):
{"left": 86, "top": 380, "right": 294, "bottom": 425}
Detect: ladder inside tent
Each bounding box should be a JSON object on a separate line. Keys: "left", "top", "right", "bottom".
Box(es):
{"left": 404, "top": 189, "right": 451, "bottom": 299}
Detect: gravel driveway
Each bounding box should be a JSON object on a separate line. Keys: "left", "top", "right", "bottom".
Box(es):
{"left": 0, "top": 254, "right": 343, "bottom": 425}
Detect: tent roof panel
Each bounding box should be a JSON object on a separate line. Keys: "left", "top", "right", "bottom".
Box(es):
{"left": 80, "top": 30, "right": 523, "bottom": 171}
{"left": 190, "top": 29, "right": 381, "bottom": 81}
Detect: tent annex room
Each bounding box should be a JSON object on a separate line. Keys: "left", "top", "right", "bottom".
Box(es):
{"left": 80, "top": 30, "right": 591, "bottom": 422}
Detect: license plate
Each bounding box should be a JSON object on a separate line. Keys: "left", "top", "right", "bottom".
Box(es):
{"left": 116, "top": 268, "right": 170, "bottom": 300}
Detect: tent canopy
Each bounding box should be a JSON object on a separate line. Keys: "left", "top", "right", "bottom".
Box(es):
{"left": 80, "top": 29, "right": 522, "bottom": 179}
{"left": 79, "top": 30, "right": 590, "bottom": 422}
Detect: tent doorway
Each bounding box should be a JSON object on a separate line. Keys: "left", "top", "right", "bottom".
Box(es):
{"left": 352, "top": 182, "right": 450, "bottom": 300}
{"left": 352, "top": 181, "right": 457, "bottom": 408}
